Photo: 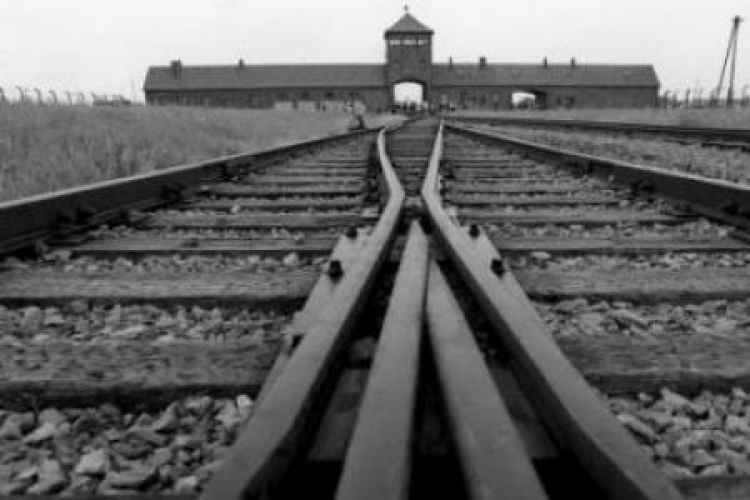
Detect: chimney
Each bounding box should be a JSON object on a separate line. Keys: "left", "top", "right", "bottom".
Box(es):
{"left": 170, "top": 60, "right": 183, "bottom": 78}
{"left": 543, "top": 57, "right": 548, "bottom": 69}
{"left": 479, "top": 56, "right": 487, "bottom": 69}
{"left": 449, "top": 57, "right": 454, "bottom": 69}
{"left": 570, "top": 57, "right": 577, "bottom": 68}
{"left": 238, "top": 59, "right": 245, "bottom": 71}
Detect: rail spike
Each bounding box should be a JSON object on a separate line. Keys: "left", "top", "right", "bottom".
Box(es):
{"left": 327, "top": 259, "right": 344, "bottom": 279}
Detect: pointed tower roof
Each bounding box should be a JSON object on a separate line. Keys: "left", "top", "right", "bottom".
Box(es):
{"left": 385, "top": 12, "right": 434, "bottom": 35}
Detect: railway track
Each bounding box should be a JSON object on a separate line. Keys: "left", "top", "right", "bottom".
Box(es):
{"left": 451, "top": 116, "right": 750, "bottom": 187}
{"left": 1, "top": 117, "right": 750, "bottom": 499}
{"left": 386, "top": 120, "right": 439, "bottom": 195}
{"left": 452, "top": 116, "right": 750, "bottom": 152}
{"left": 0, "top": 127, "right": 383, "bottom": 497}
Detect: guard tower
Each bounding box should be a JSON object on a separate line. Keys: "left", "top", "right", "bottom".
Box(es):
{"left": 384, "top": 11, "right": 434, "bottom": 104}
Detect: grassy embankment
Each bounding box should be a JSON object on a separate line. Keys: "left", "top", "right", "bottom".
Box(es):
{"left": 0, "top": 105, "right": 401, "bottom": 202}
{"left": 452, "top": 108, "right": 750, "bottom": 129}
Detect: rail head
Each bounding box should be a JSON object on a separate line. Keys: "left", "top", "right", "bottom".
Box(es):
{"left": 447, "top": 122, "right": 750, "bottom": 227}
{"left": 421, "top": 120, "right": 683, "bottom": 500}
{"left": 0, "top": 126, "right": 380, "bottom": 256}
{"left": 200, "top": 126, "right": 405, "bottom": 500}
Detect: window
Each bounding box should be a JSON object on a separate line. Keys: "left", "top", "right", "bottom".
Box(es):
{"left": 417, "top": 37, "right": 429, "bottom": 46}
{"left": 389, "top": 39, "right": 401, "bottom": 46}
{"left": 403, "top": 37, "right": 418, "bottom": 46}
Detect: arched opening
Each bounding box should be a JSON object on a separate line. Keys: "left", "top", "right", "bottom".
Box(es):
{"left": 393, "top": 81, "right": 426, "bottom": 113}
{"left": 511, "top": 90, "right": 546, "bottom": 110}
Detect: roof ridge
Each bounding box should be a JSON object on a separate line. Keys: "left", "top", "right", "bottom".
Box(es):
{"left": 149, "top": 63, "right": 385, "bottom": 69}
{"left": 433, "top": 62, "right": 655, "bottom": 68}
{"left": 385, "top": 13, "right": 434, "bottom": 34}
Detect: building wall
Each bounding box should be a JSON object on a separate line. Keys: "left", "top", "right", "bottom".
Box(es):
{"left": 385, "top": 35, "right": 433, "bottom": 98}
{"left": 146, "top": 87, "right": 392, "bottom": 112}
{"left": 146, "top": 84, "right": 657, "bottom": 111}
{"left": 430, "top": 85, "right": 658, "bottom": 110}
{"left": 540, "top": 86, "right": 658, "bottom": 109}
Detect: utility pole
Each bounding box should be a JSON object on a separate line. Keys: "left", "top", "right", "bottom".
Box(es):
{"left": 716, "top": 15, "right": 743, "bottom": 106}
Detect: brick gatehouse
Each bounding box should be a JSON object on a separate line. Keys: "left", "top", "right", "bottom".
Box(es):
{"left": 144, "top": 11, "right": 659, "bottom": 111}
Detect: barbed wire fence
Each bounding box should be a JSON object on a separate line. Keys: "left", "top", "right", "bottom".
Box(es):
{"left": 2, "top": 84, "right": 749, "bottom": 111}
{"left": 659, "top": 85, "right": 750, "bottom": 109}
{"left": 0, "top": 85, "right": 137, "bottom": 106}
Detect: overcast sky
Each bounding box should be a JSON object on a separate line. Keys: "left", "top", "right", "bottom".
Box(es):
{"left": 0, "top": 0, "right": 747, "bottom": 101}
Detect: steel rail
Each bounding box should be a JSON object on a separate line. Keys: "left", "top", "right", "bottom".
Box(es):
{"left": 0, "top": 127, "right": 378, "bottom": 256}
{"left": 447, "top": 123, "right": 750, "bottom": 228}
{"left": 421, "top": 120, "right": 684, "bottom": 500}
{"left": 424, "top": 261, "right": 548, "bottom": 500}
{"left": 335, "top": 220, "right": 428, "bottom": 500}
{"left": 200, "top": 125, "right": 406, "bottom": 500}
{"left": 255, "top": 232, "right": 370, "bottom": 405}
{"left": 450, "top": 115, "right": 750, "bottom": 143}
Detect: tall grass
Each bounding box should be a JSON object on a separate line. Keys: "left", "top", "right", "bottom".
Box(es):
{"left": 0, "top": 105, "right": 400, "bottom": 202}
{"left": 453, "top": 108, "right": 750, "bottom": 129}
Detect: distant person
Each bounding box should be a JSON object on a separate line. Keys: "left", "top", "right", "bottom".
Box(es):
{"left": 354, "top": 110, "right": 366, "bottom": 130}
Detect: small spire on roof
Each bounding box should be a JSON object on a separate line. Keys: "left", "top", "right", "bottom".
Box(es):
{"left": 404, "top": 2, "right": 409, "bottom": 13}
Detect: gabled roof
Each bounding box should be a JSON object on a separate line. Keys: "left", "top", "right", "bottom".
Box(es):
{"left": 433, "top": 63, "right": 660, "bottom": 88}
{"left": 144, "top": 64, "right": 387, "bottom": 91}
{"left": 385, "top": 13, "right": 434, "bottom": 35}
{"left": 144, "top": 62, "right": 659, "bottom": 92}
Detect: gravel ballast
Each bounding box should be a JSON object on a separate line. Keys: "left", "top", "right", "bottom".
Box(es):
{"left": 0, "top": 395, "right": 252, "bottom": 495}
{"left": 537, "top": 298, "right": 750, "bottom": 341}
{"left": 514, "top": 252, "right": 750, "bottom": 272}
{"left": 90, "top": 225, "right": 362, "bottom": 240}
{"left": 0, "top": 303, "right": 292, "bottom": 344}
{"left": 486, "top": 219, "right": 734, "bottom": 239}
{"left": 606, "top": 388, "right": 750, "bottom": 478}
{"left": 480, "top": 125, "right": 750, "bottom": 185}
{"left": 153, "top": 208, "right": 367, "bottom": 217}
{"left": 1, "top": 253, "right": 325, "bottom": 275}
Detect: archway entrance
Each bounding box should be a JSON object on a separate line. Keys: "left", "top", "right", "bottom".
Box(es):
{"left": 511, "top": 90, "right": 547, "bottom": 110}
{"left": 393, "top": 81, "right": 426, "bottom": 113}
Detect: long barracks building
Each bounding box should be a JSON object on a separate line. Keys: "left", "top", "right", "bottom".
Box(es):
{"left": 143, "top": 12, "right": 660, "bottom": 111}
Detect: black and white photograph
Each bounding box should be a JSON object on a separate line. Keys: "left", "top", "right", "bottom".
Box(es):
{"left": 0, "top": 1, "right": 749, "bottom": 498}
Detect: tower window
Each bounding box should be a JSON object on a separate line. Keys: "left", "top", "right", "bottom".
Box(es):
{"left": 388, "top": 39, "right": 401, "bottom": 46}
{"left": 404, "top": 37, "right": 418, "bottom": 46}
